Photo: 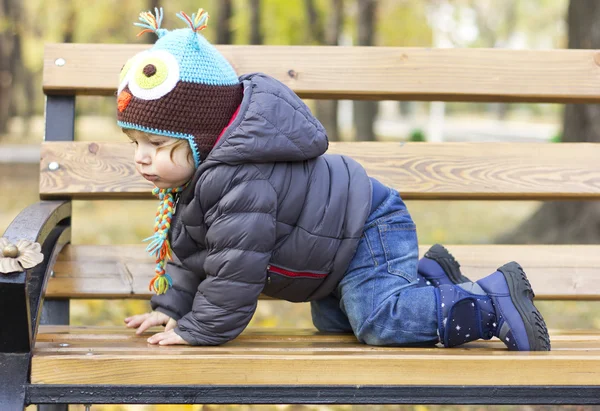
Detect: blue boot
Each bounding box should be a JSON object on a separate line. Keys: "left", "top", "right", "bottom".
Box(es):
{"left": 417, "top": 244, "right": 471, "bottom": 287}
{"left": 435, "top": 261, "right": 550, "bottom": 351}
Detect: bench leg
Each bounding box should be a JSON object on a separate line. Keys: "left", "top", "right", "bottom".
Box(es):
{"left": 40, "top": 299, "right": 70, "bottom": 326}
{"left": 1, "top": 201, "right": 72, "bottom": 410}
{"left": 0, "top": 353, "right": 29, "bottom": 410}
{"left": 37, "top": 300, "right": 70, "bottom": 411}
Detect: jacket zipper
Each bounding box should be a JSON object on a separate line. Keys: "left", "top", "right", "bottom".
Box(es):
{"left": 266, "top": 264, "right": 328, "bottom": 279}
{"left": 173, "top": 193, "right": 181, "bottom": 214}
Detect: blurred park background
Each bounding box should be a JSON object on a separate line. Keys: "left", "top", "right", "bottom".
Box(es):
{"left": 2, "top": 0, "right": 600, "bottom": 410}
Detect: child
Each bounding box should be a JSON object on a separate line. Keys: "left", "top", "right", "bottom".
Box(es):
{"left": 121, "top": 8, "right": 550, "bottom": 351}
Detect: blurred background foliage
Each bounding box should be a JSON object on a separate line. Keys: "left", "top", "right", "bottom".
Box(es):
{"left": 0, "top": 0, "right": 570, "bottom": 131}
{"left": 3, "top": 0, "right": 600, "bottom": 410}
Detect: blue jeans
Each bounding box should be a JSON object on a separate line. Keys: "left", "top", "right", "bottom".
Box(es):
{"left": 310, "top": 188, "right": 439, "bottom": 346}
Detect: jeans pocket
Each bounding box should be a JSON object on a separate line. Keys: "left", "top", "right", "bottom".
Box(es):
{"left": 377, "top": 217, "right": 418, "bottom": 282}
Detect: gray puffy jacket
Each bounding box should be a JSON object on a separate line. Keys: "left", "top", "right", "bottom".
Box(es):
{"left": 151, "top": 73, "right": 372, "bottom": 345}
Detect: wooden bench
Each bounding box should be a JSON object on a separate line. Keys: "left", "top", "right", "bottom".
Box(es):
{"left": 2, "top": 44, "right": 600, "bottom": 409}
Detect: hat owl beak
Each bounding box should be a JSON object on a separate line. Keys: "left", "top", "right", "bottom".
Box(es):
{"left": 117, "top": 90, "right": 132, "bottom": 113}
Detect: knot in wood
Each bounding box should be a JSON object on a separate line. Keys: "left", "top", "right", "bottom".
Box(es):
{"left": 88, "top": 143, "right": 99, "bottom": 154}
{"left": 2, "top": 244, "right": 19, "bottom": 258}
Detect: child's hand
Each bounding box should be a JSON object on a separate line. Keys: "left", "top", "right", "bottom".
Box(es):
{"left": 147, "top": 329, "right": 189, "bottom": 346}
{"left": 124, "top": 311, "right": 177, "bottom": 335}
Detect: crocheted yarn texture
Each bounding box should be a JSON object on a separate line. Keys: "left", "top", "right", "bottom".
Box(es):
{"left": 117, "top": 8, "right": 243, "bottom": 294}
{"left": 117, "top": 8, "right": 243, "bottom": 166}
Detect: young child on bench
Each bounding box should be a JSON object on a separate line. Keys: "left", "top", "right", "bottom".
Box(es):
{"left": 120, "top": 7, "right": 550, "bottom": 351}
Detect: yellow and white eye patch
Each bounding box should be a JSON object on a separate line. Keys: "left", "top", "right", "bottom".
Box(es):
{"left": 127, "top": 50, "right": 180, "bottom": 100}
{"left": 118, "top": 50, "right": 149, "bottom": 95}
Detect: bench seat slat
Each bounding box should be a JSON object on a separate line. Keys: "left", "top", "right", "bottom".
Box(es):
{"left": 35, "top": 325, "right": 600, "bottom": 339}
{"left": 31, "top": 340, "right": 600, "bottom": 354}
{"left": 31, "top": 327, "right": 600, "bottom": 386}
{"left": 34, "top": 326, "right": 600, "bottom": 347}
{"left": 40, "top": 142, "right": 600, "bottom": 200}
{"left": 44, "top": 44, "right": 600, "bottom": 103}
{"left": 47, "top": 244, "right": 600, "bottom": 300}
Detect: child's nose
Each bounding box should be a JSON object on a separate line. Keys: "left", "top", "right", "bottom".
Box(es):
{"left": 134, "top": 146, "right": 151, "bottom": 165}
{"left": 118, "top": 90, "right": 132, "bottom": 112}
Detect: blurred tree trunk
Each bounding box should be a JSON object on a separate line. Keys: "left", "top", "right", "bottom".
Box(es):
{"left": 305, "top": 0, "right": 342, "bottom": 141}
{"left": 353, "top": 0, "right": 377, "bottom": 141}
{"left": 0, "top": 30, "right": 11, "bottom": 135}
{"left": 304, "top": 0, "right": 324, "bottom": 45}
{"left": 497, "top": 0, "right": 600, "bottom": 244}
{"left": 62, "top": 0, "right": 77, "bottom": 43}
{"left": 0, "top": 0, "right": 30, "bottom": 137}
{"left": 0, "top": 0, "right": 15, "bottom": 134}
{"left": 21, "top": 64, "right": 35, "bottom": 138}
{"left": 9, "top": 13, "right": 27, "bottom": 134}
{"left": 249, "top": 0, "right": 263, "bottom": 45}
{"left": 216, "top": 0, "right": 233, "bottom": 44}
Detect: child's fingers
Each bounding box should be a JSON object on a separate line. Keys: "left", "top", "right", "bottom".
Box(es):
{"left": 147, "top": 330, "right": 187, "bottom": 346}
{"left": 165, "top": 318, "right": 177, "bottom": 331}
{"left": 124, "top": 313, "right": 150, "bottom": 328}
{"left": 125, "top": 313, "right": 149, "bottom": 322}
{"left": 147, "top": 331, "right": 166, "bottom": 344}
{"left": 136, "top": 315, "right": 162, "bottom": 334}
{"left": 158, "top": 333, "right": 186, "bottom": 345}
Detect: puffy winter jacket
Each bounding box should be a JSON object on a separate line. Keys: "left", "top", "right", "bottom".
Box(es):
{"left": 151, "top": 72, "right": 372, "bottom": 345}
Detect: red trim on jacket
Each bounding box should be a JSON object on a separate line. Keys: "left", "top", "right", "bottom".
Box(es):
{"left": 215, "top": 105, "right": 242, "bottom": 147}
{"left": 267, "top": 264, "right": 327, "bottom": 279}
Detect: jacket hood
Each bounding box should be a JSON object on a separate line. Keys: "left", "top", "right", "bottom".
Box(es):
{"left": 202, "top": 73, "right": 329, "bottom": 166}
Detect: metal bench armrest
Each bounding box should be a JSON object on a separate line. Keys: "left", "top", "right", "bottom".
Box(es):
{"left": 1, "top": 200, "right": 71, "bottom": 352}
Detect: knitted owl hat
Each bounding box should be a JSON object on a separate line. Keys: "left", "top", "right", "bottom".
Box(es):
{"left": 117, "top": 7, "right": 243, "bottom": 167}
{"left": 117, "top": 8, "right": 243, "bottom": 295}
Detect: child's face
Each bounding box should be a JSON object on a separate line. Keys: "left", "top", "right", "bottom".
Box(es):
{"left": 125, "top": 129, "right": 195, "bottom": 189}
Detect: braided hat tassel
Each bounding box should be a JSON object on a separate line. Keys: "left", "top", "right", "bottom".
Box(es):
{"left": 144, "top": 185, "right": 186, "bottom": 294}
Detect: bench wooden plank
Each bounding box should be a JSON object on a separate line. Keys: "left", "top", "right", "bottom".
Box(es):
{"left": 44, "top": 44, "right": 600, "bottom": 103}
{"left": 31, "top": 336, "right": 600, "bottom": 352}
{"left": 40, "top": 141, "right": 600, "bottom": 200}
{"left": 34, "top": 326, "right": 600, "bottom": 345}
{"left": 37, "top": 326, "right": 360, "bottom": 342}
{"left": 36, "top": 325, "right": 600, "bottom": 339}
{"left": 30, "top": 328, "right": 600, "bottom": 386}
{"left": 47, "top": 244, "right": 600, "bottom": 300}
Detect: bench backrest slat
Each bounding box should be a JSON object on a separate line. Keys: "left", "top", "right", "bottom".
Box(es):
{"left": 38, "top": 44, "right": 600, "bottom": 305}
{"left": 40, "top": 141, "right": 600, "bottom": 200}
{"left": 44, "top": 44, "right": 600, "bottom": 103}
{"left": 48, "top": 244, "right": 600, "bottom": 300}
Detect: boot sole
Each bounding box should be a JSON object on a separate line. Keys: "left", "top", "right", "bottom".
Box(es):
{"left": 497, "top": 262, "right": 551, "bottom": 351}
{"left": 425, "top": 244, "right": 472, "bottom": 284}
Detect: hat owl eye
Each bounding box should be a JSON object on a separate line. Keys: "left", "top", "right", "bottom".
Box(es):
{"left": 119, "top": 59, "right": 132, "bottom": 84}
{"left": 118, "top": 58, "right": 134, "bottom": 95}
{"left": 128, "top": 50, "right": 180, "bottom": 100}
{"left": 118, "top": 51, "right": 149, "bottom": 95}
